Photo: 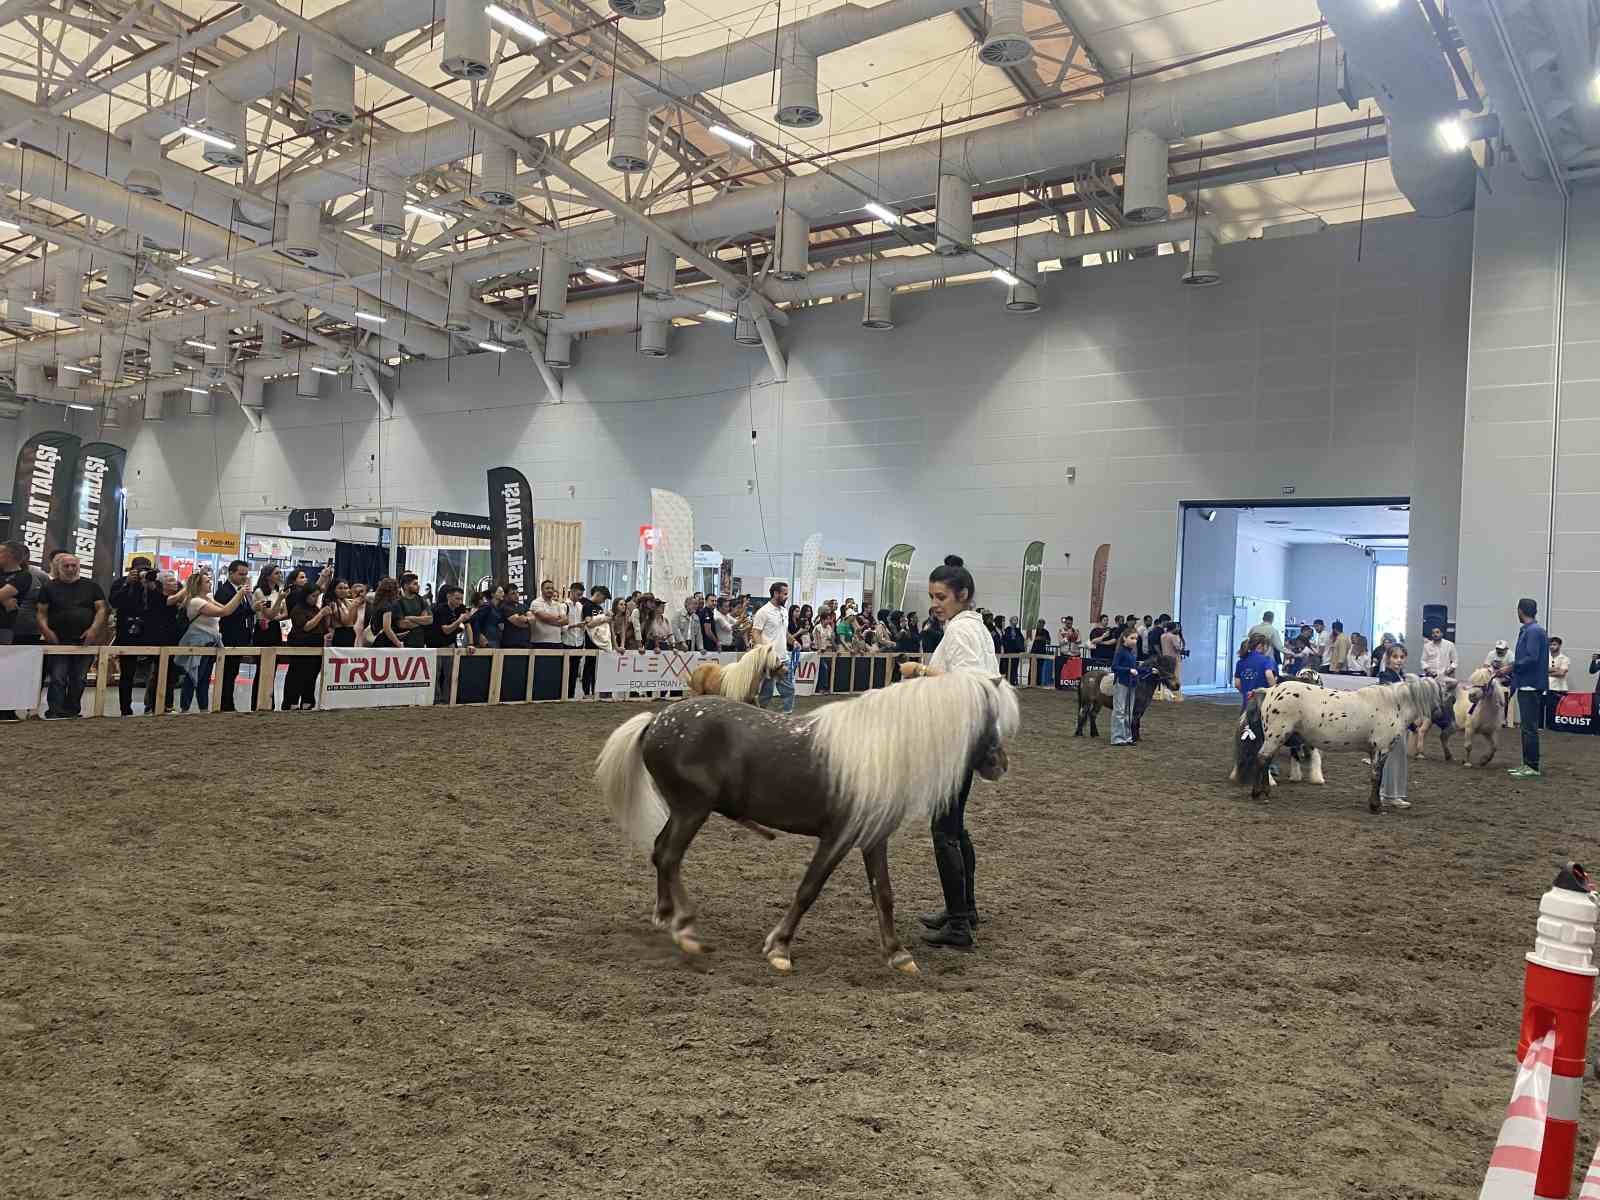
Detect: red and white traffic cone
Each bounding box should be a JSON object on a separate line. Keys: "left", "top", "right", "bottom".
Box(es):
{"left": 1481, "top": 1031, "right": 1555, "bottom": 1199}
{"left": 1576, "top": 1138, "right": 1600, "bottom": 1200}
{"left": 1485, "top": 865, "right": 1600, "bottom": 1200}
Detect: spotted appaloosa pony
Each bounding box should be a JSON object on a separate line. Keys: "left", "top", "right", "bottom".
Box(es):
{"left": 684, "top": 642, "right": 786, "bottom": 704}
{"left": 1232, "top": 676, "right": 1453, "bottom": 811}
{"left": 595, "top": 672, "right": 1020, "bottom": 974}
{"left": 1229, "top": 668, "right": 1327, "bottom": 789}
{"left": 1073, "top": 654, "right": 1179, "bottom": 739}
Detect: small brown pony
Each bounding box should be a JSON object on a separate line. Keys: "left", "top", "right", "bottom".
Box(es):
{"left": 1073, "top": 654, "right": 1179, "bottom": 740}
{"left": 684, "top": 642, "right": 787, "bottom": 703}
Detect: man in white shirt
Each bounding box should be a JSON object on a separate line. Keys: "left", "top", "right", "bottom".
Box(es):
{"left": 528, "top": 580, "right": 567, "bottom": 646}
{"left": 1419, "top": 626, "right": 1458, "bottom": 681}
{"left": 1248, "top": 611, "right": 1284, "bottom": 666}
{"left": 563, "top": 582, "right": 590, "bottom": 698}
{"left": 752, "top": 581, "right": 794, "bottom": 714}
{"left": 672, "top": 596, "right": 704, "bottom": 651}
{"left": 1548, "top": 636, "right": 1570, "bottom": 692}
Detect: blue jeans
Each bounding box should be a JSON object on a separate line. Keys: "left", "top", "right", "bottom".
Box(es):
{"left": 179, "top": 654, "right": 215, "bottom": 712}
{"left": 1111, "top": 681, "right": 1136, "bottom": 744}
{"left": 45, "top": 654, "right": 89, "bottom": 717}
{"left": 759, "top": 662, "right": 796, "bottom": 714}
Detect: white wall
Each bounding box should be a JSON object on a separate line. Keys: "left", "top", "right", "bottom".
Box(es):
{"left": 1233, "top": 530, "right": 1287, "bottom": 604}
{"left": 1455, "top": 169, "right": 1600, "bottom": 677}
{"left": 87, "top": 211, "right": 1471, "bottom": 630}
{"left": 1286, "top": 543, "right": 1375, "bottom": 640}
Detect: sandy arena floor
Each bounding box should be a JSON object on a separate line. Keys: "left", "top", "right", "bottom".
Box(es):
{"left": 4, "top": 688, "right": 1599, "bottom": 1199}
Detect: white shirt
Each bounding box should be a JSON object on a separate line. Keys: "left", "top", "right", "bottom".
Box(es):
{"left": 714, "top": 610, "right": 734, "bottom": 648}
{"left": 1549, "top": 653, "right": 1571, "bottom": 692}
{"left": 929, "top": 609, "right": 1000, "bottom": 675}
{"left": 1420, "top": 638, "right": 1458, "bottom": 680}
{"left": 1348, "top": 651, "right": 1371, "bottom": 674}
{"left": 562, "top": 599, "right": 586, "bottom": 648}
{"left": 528, "top": 598, "right": 566, "bottom": 644}
{"left": 186, "top": 596, "right": 221, "bottom": 637}
{"left": 753, "top": 600, "right": 788, "bottom": 651}
{"left": 586, "top": 607, "right": 614, "bottom": 651}
{"left": 1485, "top": 650, "right": 1511, "bottom": 673}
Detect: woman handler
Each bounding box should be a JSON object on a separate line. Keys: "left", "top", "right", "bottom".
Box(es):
{"left": 899, "top": 555, "right": 999, "bottom": 950}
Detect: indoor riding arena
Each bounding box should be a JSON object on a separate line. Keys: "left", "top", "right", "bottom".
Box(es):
{"left": 3, "top": 0, "right": 1600, "bottom": 1196}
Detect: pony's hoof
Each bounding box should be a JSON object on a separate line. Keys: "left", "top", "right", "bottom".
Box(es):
{"left": 652, "top": 911, "right": 671, "bottom": 928}
{"left": 767, "top": 954, "right": 793, "bottom": 973}
{"left": 890, "top": 953, "right": 919, "bottom": 975}
{"left": 673, "top": 929, "right": 708, "bottom": 955}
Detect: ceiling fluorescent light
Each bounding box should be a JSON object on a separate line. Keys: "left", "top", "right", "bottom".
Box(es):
{"left": 485, "top": 4, "right": 549, "bottom": 42}
{"left": 991, "top": 268, "right": 1021, "bottom": 287}
{"left": 176, "top": 265, "right": 217, "bottom": 280}
{"left": 353, "top": 310, "right": 387, "bottom": 324}
{"left": 699, "top": 309, "right": 737, "bottom": 323}
{"left": 0, "top": 218, "right": 19, "bottom": 231}
{"left": 184, "top": 338, "right": 217, "bottom": 350}
{"left": 310, "top": 365, "right": 340, "bottom": 376}
{"left": 183, "top": 386, "right": 210, "bottom": 395}
{"left": 403, "top": 203, "right": 447, "bottom": 222}
{"left": 67, "top": 402, "right": 94, "bottom": 411}
{"left": 24, "top": 305, "right": 61, "bottom": 318}
{"left": 178, "top": 124, "right": 236, "bottom": 151}
{"left": 478, "top": 340, "right": 510, "bottom": 353}
{"left": 58, "top": 363, "right": 92, "bottom": 374}
{"left": 708, "top": 125, "right": 755, "bottom": 151}
{"left": 1437, "top": 117, "right": 1469, "bottom": 152}
{"left": 863, "top": 202, "right": 901, "bottom": 226}
{"left": 584, "top": 266, "right": 620, "bottom": 283}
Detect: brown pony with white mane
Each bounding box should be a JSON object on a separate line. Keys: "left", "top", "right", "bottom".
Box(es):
{"left": 684, "top": 642, "right": 787, "bottom": 703}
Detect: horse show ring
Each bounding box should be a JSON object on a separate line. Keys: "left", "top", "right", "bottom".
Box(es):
{"left": 8, "top": 689, "right": 1597, "bottom": 1198}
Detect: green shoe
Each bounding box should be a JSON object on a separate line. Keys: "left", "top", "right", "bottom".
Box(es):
{"left": 1508, "top": 766, "right": 1542, "bottom": 778}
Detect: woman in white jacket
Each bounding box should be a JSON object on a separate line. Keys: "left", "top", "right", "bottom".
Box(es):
{"left": 899, "top": 555, "right": 999, "bottom": 951}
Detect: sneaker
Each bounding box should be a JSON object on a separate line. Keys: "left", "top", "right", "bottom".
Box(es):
{"left": 1385, "top": 797, "right": 1412, "bottom": 810}
{"left": 1508, "top": 766, "right": 1542, "bottom": 778}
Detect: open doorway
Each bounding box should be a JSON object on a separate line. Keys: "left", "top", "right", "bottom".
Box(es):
{"left": 1176, "top": 500, "right": 1410, "bottom": 690}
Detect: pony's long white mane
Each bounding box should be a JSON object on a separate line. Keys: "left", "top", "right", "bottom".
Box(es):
{"left": 807, "top": 672, "right": 1020, "bottom": 847}
{"left": 719, "top": 642, "right": 783, "bottom": 702}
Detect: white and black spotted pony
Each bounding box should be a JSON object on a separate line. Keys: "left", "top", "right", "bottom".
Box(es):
{"left": 1231, "top": 675, "right": 1454, "bottom": 812}
{"left": 1228, "top": 668, "right": 1327, "bottom": 790}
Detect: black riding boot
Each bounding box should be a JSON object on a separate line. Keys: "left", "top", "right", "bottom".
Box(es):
{"left": 921, "top": 830, "right": 981, "bottom": 928}
{"left": 921, "top": 833, "right": 974, "bottom": 949}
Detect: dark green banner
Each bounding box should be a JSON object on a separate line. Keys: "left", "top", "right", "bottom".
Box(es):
{"left": 880, "top": 543, "right": 915, "bottom": 612}
{"left": 1020, "top": 540, "right": 1045, "bottom": 632}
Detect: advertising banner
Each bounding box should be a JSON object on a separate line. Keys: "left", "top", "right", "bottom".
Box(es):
{"left": 11, "top": 431, "right": 79, "bottom": 566}
{"left": 1548, "top": 692, "right": 1597, "bottom": 734}
{"left": 0, "top": 645, "right": 44, "bottom": 711}
{"left": 1089, "top": 542, "right": 1111, "bottom": 622}
{"left": 320, "top": 647, "right": 437, "bottom": 709}
{"left": 880, "top": 543, "right": 915, "bottom": 612}
{"left": 650, "top": 488, "right": 695, "bottom": 616}
{"left": 69, "top": 441, "right": 126, "bottom": 590}
{"left": 1020, "top": 540, "right": 1045, "bottom": 632}
{"left": 432, "top": 511, "right": 492, "bottom": 538}
{"left": 798, "top": 533, "right": 823, "bottom": 609}
{"left": 597, "top": 649, "right": 708, "bottom": 695}
{"left": 792, "top": 651, "right": 821, "bottom": 697}
{"left": 196, "top": 529, "right": 241, "bottom": 555}
{"left": 487, "top": 466, "right": 535, "bottom": 595}
{"left": 287, "top": 507, "right": 335, "bottom": 533}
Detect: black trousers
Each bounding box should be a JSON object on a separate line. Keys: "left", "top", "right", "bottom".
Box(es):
{"left": 930, "top": 769, "right": 976, "bottom": 917}
{"left": 1519, "top": 689, "right": 1542, "bottom": 769}
{"left": 220, "top": 650, "right": 250, "bottom": 711}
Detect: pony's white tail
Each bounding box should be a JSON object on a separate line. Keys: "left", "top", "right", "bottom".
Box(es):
{"left": 595, "top": 713, "right": 670, "bottom": 848}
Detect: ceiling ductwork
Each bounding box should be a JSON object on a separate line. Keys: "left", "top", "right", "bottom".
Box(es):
{"left": 543, "top": 326, "right": 573, "bottom": 369}
{"left": 15, "top": 361, "right": 44, "bottom": 398}
{"left": 775, "top": 209, "right": 810, "bottom": 281}
{"left": 610, "top": 0, "right": 666, "bottom": 16}
{"left": 367, "top": 185, "right": 405, "bottom": 238}
{"left": 775, "top": 33, "right": 822, "bottom": 127}
{"left": 123, "top": 133, "right": 163, "bottom": 197}
{"left": 276, "top": 0, "right": 972, "bottom": 206}
{"left": 936, "top": 173, "right": 974, "bottom": 254}
{"left": 978, "top": 0, "right": 1032, "bottom": 68}
{"left": 99, "top": 339, "right": 123, "bottom": 384}
{"left": 100, "top": 258, "right": 136, "bottom": 303}
{"left": 476, "top": 147, "right": 519, "bottom": 207}
{"left": 445, "top": 271, "right": 474, "bottom": 331}
{"left": 201, "top": 87, "right": 247, "bottom": 168}
{"left": 149, "top": 337, "right": 175, "bottom": 375}
{"left": 285, "top": 201, "right": 322, "bottom": 259}
{"left": 1317, "top": 0, "right": 1475, "bottom": 216}
{"left": 101, "top": 400, "right": 122, "bottom": 430}
{"left": 607, "top": 96, "right": 652, "bottom": 172}
{"left": 51, "top": 252, "right": 82, "bottom": 316}
{"left": 1181, "top": 230, "right": 1222, "bottom": 286}
{"left": 441, "top": 0, "right": 491, "bottom": 80}
{"left": 642, "top": 240, "right": 677, "bottom": 301}
{"left": 310, "top": 44, "right": 357, "bottom": 129}
{"left": 734, "top": 299, "right": 763, "bottom": 346}
{"left": 862, "top": 282, "right": 894, "bottom": 330}
{"left": 1005, "top": 275, "right": 1041, "bottom": 313}
{"left": 1123, "top": 130, "right": 1172, "bottom": 223}
{"left": 537, "top": 249, "right": 569, "bottom": 320}
{"left": 143, "top": 392, "right": 164, "bottom": 422}
{"left": 189, "top": 385, "right": 215, "bottom": 416}
{"left": 204, "top": 310, "right": 231, "bottom": 367}
{"left": 636, "top": 318, "right": 670, "bottom": 358}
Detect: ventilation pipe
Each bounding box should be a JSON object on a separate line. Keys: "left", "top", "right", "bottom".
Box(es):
{"left": 149, "top": 336, "right": 175, "bottom": 375}
{"left": 201, "top": 87, "right": 247, "bottom": 167}
{"left": 6, "top": 279, "right": 31, "bottom": 320}
{"left": 775, "top": 208, "right": 809, "bottom": 280}
{"left": 756, "top": 316, "right": 787, "bottom": 382}
{"left": 537, "top": 248, "right": 569, "bottom": 319}
{"left": 1123, "top": 130, "right": 1171, "bottom": 223}
{"left": 608, "top": 96, "right": 651, "bottom": 172}
{"left": 609, "top": 0, "right": 666, "bottom": 16}
{"left": 476, "top": 147, "right": 518, "bottom": 207}
{"left": 98, "top": 399, "right": 120, "bottom": 430}
{"left": 100, "top": 258, "right": 135, "bottom": 303}
{"left": 775, "top": 34, "right": 822, "bottom": 127}
{"left": 286, "top": 201, "right": 323, "bottom": 259}
{"left": 99, "top": 339, "right": 123, "bottom": 384}
{"left": 367, "top": 186, "right": 405, "bottom": 238}
{"left": 637, "top": 318, "right": 669, "bottom": 357}
{"left": 189, "top": 384, "right": 214, "bottom": 415}
{"left": 445, "top": 271, "right": 474, "bottom": 331}
{"left": 642, "top": 240, "right": 676, "bottom": 300}
{"left": 204, "top": 309, "right": 230, "bottom": 366}
{"left": 1181, "top": 229, "right": 1221, "bottom": 286}
{"left": 123, "top": 133, "right": 162, "bottom": 197}
{"left": 143, "top": 391, "right": 164, "bottom": 421}
{"left": 979, "top": 0, "right": 1032, "bottom": 67}
{"left": 294, "top": 364, "right": 323, "bottom": 398}
{"left": 353, "top": 358, "right": 394, "bottom": 418}
{"left": 543, "top": 326, "right": 573, "bottom": 369}
{"left": 1317, "top": 0, "right": 1474, "bottom": 215}
{"left": 441, "top": 0, "right": 490, "bottom": 80}
{"left": 935, "top": 173, "right": 974, "bottom": 254}
{"left": 733, "top": 299, "right": 763, "bottom": 346}
{"left": 1005, "top": 275, "right": 1040, "bottom": 313}
{"left": 862, "top": 282, "right": 894, "bottom": 329}
{"left": 239, "top": 372, "right": 266, "bottom": 428}
{"left": 15, "top": 361, "right": 43, "bottom": 397}
{"left": 276, "top": 0, "right": 974, "bottom": 206}
{"left": 310, "top": 44, "right": 356, "bottom": 129}
{"left": 51, "top": 252, "right": 82, "bottom": 316}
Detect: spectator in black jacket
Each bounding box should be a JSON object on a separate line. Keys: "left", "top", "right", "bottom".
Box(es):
{"left": 214, "top": 559, "right": 255, "bottom": 711}
{"left": 108, "top": 557, "right": 160, "bottom": 716}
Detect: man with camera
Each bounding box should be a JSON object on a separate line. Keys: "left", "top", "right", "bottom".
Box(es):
{"left": 214, "top": 559, "right": 254, "bottom": 712}
{"left": 109, "top": 556, "right": 160, "bottom": 716}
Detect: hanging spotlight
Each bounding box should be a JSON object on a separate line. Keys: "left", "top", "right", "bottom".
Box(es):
{"left": 485, "top": 5, "right": 549, "bottom": 43}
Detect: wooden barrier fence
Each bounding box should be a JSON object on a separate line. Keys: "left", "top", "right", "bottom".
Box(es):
{"left": 11, "top": 646, "right": 1059, "bottom": 718}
